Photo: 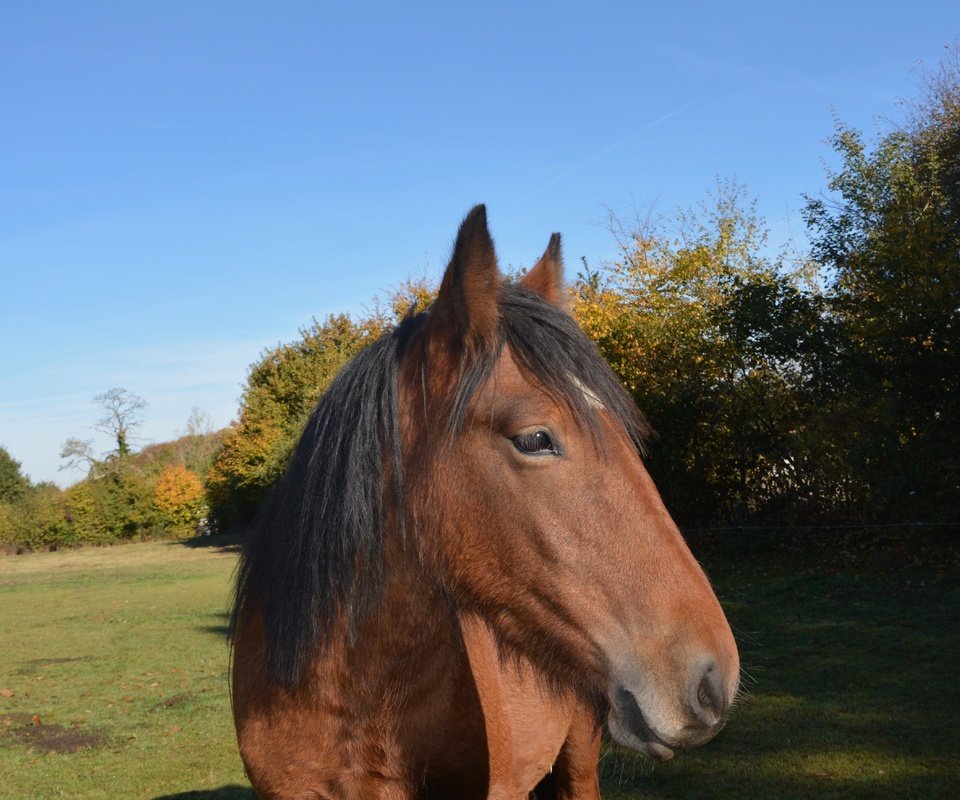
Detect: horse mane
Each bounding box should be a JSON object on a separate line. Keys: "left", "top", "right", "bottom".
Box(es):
{"left": 232, "top": 283, "right": 650, "bottom": 687}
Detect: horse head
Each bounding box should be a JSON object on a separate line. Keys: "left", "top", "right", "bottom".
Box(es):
{"left": 402, "top": 205, "right": 739, "bottom": 759}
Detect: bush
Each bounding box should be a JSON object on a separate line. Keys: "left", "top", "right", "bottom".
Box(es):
{"left": 153, "top": 464, "right": 207, "bottom": 538}
{"left": 0, "top": 483, "right": 70, "bottom": 551}
{"left": 63, "top": 481, "right": 111, "bottom": 545}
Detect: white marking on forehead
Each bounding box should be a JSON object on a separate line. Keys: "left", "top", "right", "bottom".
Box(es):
{"left": 570, "top": 374, "right": 605, "bottom": 409}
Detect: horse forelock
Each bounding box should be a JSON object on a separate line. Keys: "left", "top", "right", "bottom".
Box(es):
{"left": 233, "top": 282, "right": 649, "bottom": 687}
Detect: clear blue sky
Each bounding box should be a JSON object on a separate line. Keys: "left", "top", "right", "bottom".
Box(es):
{"left": 1, "top": 1, "right": 956, "bottom": 486}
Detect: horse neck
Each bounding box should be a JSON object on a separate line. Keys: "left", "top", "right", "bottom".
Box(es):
{"left": 347, "top": 521, "right": 462, "bottom": 685}
{"left": 313, "top": 523, "right": 483, "bottom": 765}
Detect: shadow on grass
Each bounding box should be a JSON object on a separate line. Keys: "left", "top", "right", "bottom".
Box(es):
{"left": 176, "top": 533, "right": 244, "bottom": 553}
{"left": 600, "top": 531, "right": 960, "bottom": 799}
{"left": 600, "top": 749, "right": 959, "bottom": 800}
{"left": 198, "top": 612, "right": 232, "bottom": 639}
{"left": 152, "top": 787, "right": 254, "bottom": 800}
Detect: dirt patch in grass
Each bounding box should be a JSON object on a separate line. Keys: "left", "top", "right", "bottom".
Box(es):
{"left": 151, "top": 692, "right": 195, "bottom": 711}
{"left": 0, "top": 713, "right": 109, "bottom": 753}
{"left": 0, "top": 713, "right": 37, "bottom": 726}
{"left": 16, "top": 656, "right": 93, "bottom": 676}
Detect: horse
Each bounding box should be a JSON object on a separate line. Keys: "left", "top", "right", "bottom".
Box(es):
{"left": 231, "top": 205, "right": 739, "bottom": 799}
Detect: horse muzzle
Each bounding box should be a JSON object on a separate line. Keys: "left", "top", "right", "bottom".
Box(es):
{"left": 606, "top": 657, "right": 736, "bottom": 760}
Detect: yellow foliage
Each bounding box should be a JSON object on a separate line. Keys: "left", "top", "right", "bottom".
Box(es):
{"left": 153, "top": 464, "right": 206, "bottom": 538}
{"left": 65, "top": 481, "right": 109, "bottom": 545}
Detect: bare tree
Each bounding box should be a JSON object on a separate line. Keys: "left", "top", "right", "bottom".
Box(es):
{"left": 59, "top": 437, "right": 100, "bottom": 476}
{"left": 93, "top": 388, "right": 147, "bottom": 458}
{"left": 60, "top": 388, "right": 148, "bottom": 478}
{"left": 185, "top": 406, "right": 212, "bottom": 439}
{"left": 181, "top": 406, "right": 219, "bottom": 473}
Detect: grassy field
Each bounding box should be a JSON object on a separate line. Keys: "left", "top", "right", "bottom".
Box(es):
{"left": 0, "top": 540, "right": 248, "bottom": 800}
{"left": 600, "top": 530, "right": 960, "bottom": 799}
{"left": 1, "top": 533, "right": 958, "bottom": 799}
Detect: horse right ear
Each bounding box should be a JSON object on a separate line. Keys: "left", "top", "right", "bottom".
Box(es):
{"left": 520, "top": 232, "right": 566, "bottom": 307}
{"left": 427, "top": 205, "right": 500, "bottom": 357}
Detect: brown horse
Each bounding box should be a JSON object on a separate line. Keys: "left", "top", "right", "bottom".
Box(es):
{"left": 232, "top": 206, "right": 739, "bottom": 799}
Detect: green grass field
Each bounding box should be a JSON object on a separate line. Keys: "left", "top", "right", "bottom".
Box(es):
{"left": 1, "top": 533, "right": 958, "bottom": 799}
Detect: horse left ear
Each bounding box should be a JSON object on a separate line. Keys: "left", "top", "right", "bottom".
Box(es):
{"left": 428, "top": 204, "right": 500, "bottom": 356}
{"left": 521, "top": 233, "right": 566, "bottom": 307}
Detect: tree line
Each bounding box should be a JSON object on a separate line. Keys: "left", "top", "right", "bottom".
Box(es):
{"left": 0, "top": 394, "right": 222, "bottom": 551}
{"left": 1, "top": 50, "right": 957, "bottom": 549}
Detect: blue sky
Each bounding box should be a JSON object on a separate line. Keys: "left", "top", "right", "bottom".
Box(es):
{"left": 1, "top": 1, "right": 956, "bottom": 485}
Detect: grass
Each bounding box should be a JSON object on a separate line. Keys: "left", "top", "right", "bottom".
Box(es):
{"left": 0, "top": 540, "right": 248, "bottom": 800}
{"left": 599, "top": 531, "right": 960, "bottom": 799}
{"left": 1, "top": 532, "right": 958, "bottom": 798}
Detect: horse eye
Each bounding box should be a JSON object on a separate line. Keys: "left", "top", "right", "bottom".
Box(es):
{"left": 511, "top": 430, "right": 560, "bottom": 456}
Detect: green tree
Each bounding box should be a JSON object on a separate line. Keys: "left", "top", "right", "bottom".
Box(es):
{"left": 207, "top": 314, "right": 383, "bottom": 529}
{"left": 207, "top": 278, "right": 437, "bottom": 531}
{"left": 804, "top": 47, "right": 960, "bottom": 521}
{"left": 58, "top": 388, "right": 155, "bottom": 543}
{"left": 0, "top": 482, "right": 69, "bottom": 551}
{"left": 0, "top": 449, "right": 71, "bottom": 551}
{"left": 0, "top": 446, "right": 29, "bottom": 503}
{"left": 63, "top": 480, "right": 106, "bottom": 544}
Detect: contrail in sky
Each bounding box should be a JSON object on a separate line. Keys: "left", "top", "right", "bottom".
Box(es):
{"left": 511, "top": 96, "right": 707, "bottom": 211}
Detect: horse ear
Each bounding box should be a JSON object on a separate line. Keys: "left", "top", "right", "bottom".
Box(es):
{"left": 429, "top": 204, "right": 500, "bottom": 354}
{"left": 521, "top": 233, "right": 566, "bottom": 307}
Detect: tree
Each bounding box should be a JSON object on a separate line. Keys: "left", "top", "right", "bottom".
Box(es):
{"left": 207, "top": 277, "right": 436, "bottom": 531}
{"left": 60, "top": 388, "right": 147, "bottom": 479}
{"left": 59, "top": 437, "right": 101, "bottom": 477}
{"left": 0, "top": 446, "right": 29, "bottom": 503}
{"left": 574, "top": 180, "right": 830, "bottom": 525}
{"left": 94, "top": 388, "right": 147, "bottom": 459}
{"left": 207, "top": 313, "right": 382, "bottom": 528}
{"left": 56, "top": 388, "right": 153, "bottom": 541}
{"left": 153, "top": 464, "right": 206, "bottom": 538}
{"left": 804, "top": 45, "right": 960, "bottom": 521}
{"left": 180, "top": 407, "right": 221, "bottom": 475}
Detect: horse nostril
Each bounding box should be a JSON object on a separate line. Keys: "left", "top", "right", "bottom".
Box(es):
{"left": 689, "top": 661, "right": 726, "bottom": 728}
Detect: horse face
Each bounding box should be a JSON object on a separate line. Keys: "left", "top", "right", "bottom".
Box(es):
{"left": 409, "top": 207, "right": 739, "bottom": 759}
{"left": 429, "top": 347, "right": 739, "bottom": 758}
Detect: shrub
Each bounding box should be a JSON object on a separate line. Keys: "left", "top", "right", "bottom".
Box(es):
{"left": 153, "top": 464, "right": 206, "bottom": 538}
{"left": 0, "top": 483, "right": 70, "bottom": 551}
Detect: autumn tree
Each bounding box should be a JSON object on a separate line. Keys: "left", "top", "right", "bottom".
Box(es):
{"left": 153, "top": 463, "right": 206, "bottom": 538}
{"left": 575, "top": 180, "right": 830, "bottom": 525}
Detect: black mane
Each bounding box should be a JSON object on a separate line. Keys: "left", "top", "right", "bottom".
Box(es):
{"left": 232, "top": 283, "right": 650, "bottom": 687}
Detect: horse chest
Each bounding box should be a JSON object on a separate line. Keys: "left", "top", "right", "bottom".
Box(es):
{"left": 458, "top": 615, "right": 576, "bottom": 794}
{"left": 234, "top": 608, "right": 577, "bottom": 799}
